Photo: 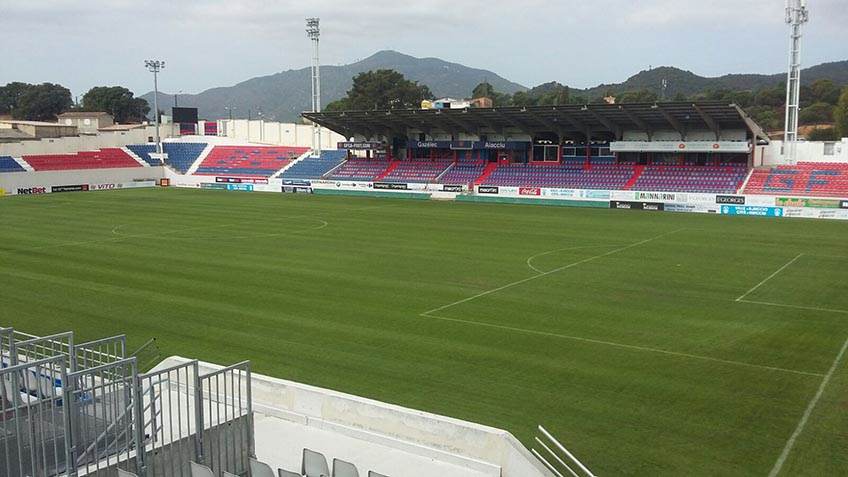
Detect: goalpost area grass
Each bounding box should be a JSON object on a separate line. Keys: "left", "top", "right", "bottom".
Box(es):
{"left": 1, "top": 187, "right": 846, "bottom": 476}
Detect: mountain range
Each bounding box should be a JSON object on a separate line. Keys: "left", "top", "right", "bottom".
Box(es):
{"left": 142, "top": 50, "right": 848, "bottom": 122}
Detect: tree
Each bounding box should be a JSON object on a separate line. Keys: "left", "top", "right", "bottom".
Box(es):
{"left": 806, "top": 127, "right": 839, "bottom": 141}
{"left": 13, "top": 83, "right": 72, "bottom": 121}
{"left": 81, "top": 86, "right": 150, "bottom": 123}
{"left": 325, "top": 70, "right": 433, "bottom": 111}
{"left": 472, "top": 82, "right": 495, "bottom": 99}
{"left": 835, "top": 87, "right": 848, "bottom": 138}
{"left": 0, "top": 82, "right": 33, "bottom": 115}
{"left": 809, "top": 79, "right": 841, "bottom": 105}
{"left": 617, "top": 89, "right": 658, "bottom": 103}
{"left": 798, "top": 102, "right": 834, "bottom": 125}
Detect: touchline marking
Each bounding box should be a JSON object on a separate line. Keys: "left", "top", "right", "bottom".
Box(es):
{"left": 422, "top": 313, "right": 823, "bottom": 378}
{"left": 768, "top": 334, "right": 848, "bottom": 477}
{"left": 736, "top": 253, "right": 803, "bottom": 302}
{"left": 737, "top": 299, "right": 848, "bottom": 315}
{"left": 422, "top": 228, "right": 685, "bottom": 316}
{"left": 526, "top": 244, "right": 627, "bottom": 274}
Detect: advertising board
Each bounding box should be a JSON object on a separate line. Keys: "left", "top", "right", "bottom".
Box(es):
{"left": 609, "top": 201, "right": 664, "bottom": 211}
{"left": 52, "top": 184, "right": 89, "bottom": 193}
{"left": 720, "top": 205, "right": 784, "bottom": 217}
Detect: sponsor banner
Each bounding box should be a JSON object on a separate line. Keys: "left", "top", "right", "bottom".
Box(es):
{"left": 310, "top": 180, "right": 373, "bottom": 190}
{"left": 338, "top": 141, "right": 383, "bottom": 150}
{"left": 632, "top": 191, "right": 686, "bottom": 202}
{"left": 664, "top": 203, "right": 718, "bottom": 214}
{"left": 52, "top": 184, "right": 89, "bottom": 193}
{"left": 716, "top": 195, "right": 746, "bottom": 205}
{"left": 720, "top": 205, "right": 784, "bottom": 217}
{"left": 610, "top": 141, "right": 751, "bottom": 153}
{"left": 610, "top": 201, "right": 665, "bottom": 211}
{"left": 15, "top": 186, "right": 48, "bottom": 195}
{"left": 408, "top": 141, "right": 529, "bottom": 150}
{"left": 226, "top": 184, "right": 254, "bottom": 192}
{"left": 282, "top": 186, "right": 313, "bottom": 194}
{"left": 775, "top": 197, "right": 842, "bottom": 208}
{"left": 442, "top": 184, "right": 465, "bottom": 192}
{"left": 519, "top": 187, "right": 542, "bottom": 196}
{"left": 282, "top": 179, "right": 312, "bottom": 187}
{"left": 781, "top": 207, "right": 848, "bottom": 220}
{"left": 200, "top": 183, "right": 227, "bottom": 190}
{"left": 373, "top": 182, "right": 408, "bottom": 190}
{"left": 842, "top": 200, "right": 848, "bottom": 209}
{"left": 478, "top": 186, "right": 499, "bottom": 194}
{"left": 215, "top": 177, "right": 269, "bottom": 184}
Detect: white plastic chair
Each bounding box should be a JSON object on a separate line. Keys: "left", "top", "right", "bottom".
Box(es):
{"left": 332, "top": 458, "right": 359, "bottom": 477}
{"left": 190, "top": 461, "right": 215, "bottom": 477}
{"left": 250, "top": 457, "right": 277, "bottom": 477}
{"left": 302, "top": 448, "right": 330, "bottom": 477}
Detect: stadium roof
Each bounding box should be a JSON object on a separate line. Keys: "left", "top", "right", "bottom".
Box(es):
{"left": 303, "top": 101, "right": 769, "bottom": 142}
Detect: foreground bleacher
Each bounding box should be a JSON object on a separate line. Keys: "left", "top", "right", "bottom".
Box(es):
{"left": 744, "top": 162, "right": 848, "bottom": 197}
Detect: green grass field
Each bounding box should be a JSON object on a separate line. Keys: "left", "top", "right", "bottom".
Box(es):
{"left": 1, "top": 188, "right": 847, "bottom": 476}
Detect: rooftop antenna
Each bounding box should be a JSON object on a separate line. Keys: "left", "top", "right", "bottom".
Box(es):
{"left": 783, "top": 0, "right": 809, "bottom": 164}
{"left": 306, "top": 18, "right": 322, "bottom": 155}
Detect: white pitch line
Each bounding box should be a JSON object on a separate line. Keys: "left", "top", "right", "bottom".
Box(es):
{"left": 736, "top": 253, "right": 804, "bottom": 302}
{"left": 768, "top": 334, "right": 848, "bottom": 477}
{"left": 526, "top": 244, "right": 627, "bottom": 274}
{"left": 422, "top": 228, "right": 685, "bottom": 317}
{"left": 737, "top": 299, "right": 848, "bottom": 315}
{"left": 423, "top": 313, "right": 823, "bottom": 378}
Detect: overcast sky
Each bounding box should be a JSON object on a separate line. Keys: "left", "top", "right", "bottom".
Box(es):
{"left": 1, "top": 0, "right": 846, "bottom": 98}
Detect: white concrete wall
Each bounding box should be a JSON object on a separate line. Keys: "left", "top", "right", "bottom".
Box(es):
{"left": 153, "top": 357, "right": 552, "bottom": 477}
{"left": 757, "top": 138, "right": 848, "bottom": 166}
{"left": 0, "top": 125, "right": 177, "bottom": 157}
{"left": 220, "top": 120, "right": 344, "bottom": 149}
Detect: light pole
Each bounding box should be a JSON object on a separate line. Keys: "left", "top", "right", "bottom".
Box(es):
{"left": 783, "top": 0, "right": 809, "bottom": 164}
{"left": 306, "top": 18, "right": 322, "bottom": 155}
{"left": 145, "top": 59, "right": 165, "bottom": 155}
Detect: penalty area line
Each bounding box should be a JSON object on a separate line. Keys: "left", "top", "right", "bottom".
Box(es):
{"left": 420, "top": 313, "right": 824, "bottom": 378}
{"left": 422, "top": 228, "right": 685, "bottom": 317}
{"left": 736, "top": 253, "right": 803, "bottom": 302}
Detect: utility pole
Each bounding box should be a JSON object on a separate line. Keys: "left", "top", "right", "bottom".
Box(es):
{"left": 783, "top": 0, "right": 809, "bottom": 164}
{"left": 307, "top": 18, "right": 322, "bottom": 155}
{"left": 145, "top": 59, "right": 165, "bottom": 155}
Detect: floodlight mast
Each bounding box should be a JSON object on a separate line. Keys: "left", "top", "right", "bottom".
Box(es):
{"left": 145, "top": 59, "right": 165, "bottom": 156}
{"left": 306, "top": 18, "right": 322, "bottom": 155}
{"left": 783, "top": 0, "right": 809, "bottom": 164}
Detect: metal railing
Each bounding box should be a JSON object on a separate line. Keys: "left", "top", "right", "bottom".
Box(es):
{"left": 0, "top": 327, "right": 253, "bottom": 477}
{"left": 65, "top": 357, "right": 141, "bottom": 476}
{"left": 197, "top": 361, "right": 253, "bottom": 477}
{"left": 532, "top": 425, "right": 596, "bottom": 477}
{"left": 0, "top": 356, "right": 70, "bottom": 477}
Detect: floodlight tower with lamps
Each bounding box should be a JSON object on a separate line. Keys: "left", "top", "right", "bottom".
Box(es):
{"left": 144, "top": 59, "right": 165, "bottom": 155}
{"left": 306, "top": 18, "right": 322, "bottom": 155}
{"left": 783, "top": 0, "right": 809, "bottom": 164}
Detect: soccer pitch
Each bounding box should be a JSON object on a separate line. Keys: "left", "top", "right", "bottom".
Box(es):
{"left": 1, "top": 188, "right": 846, "bottom": 476}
